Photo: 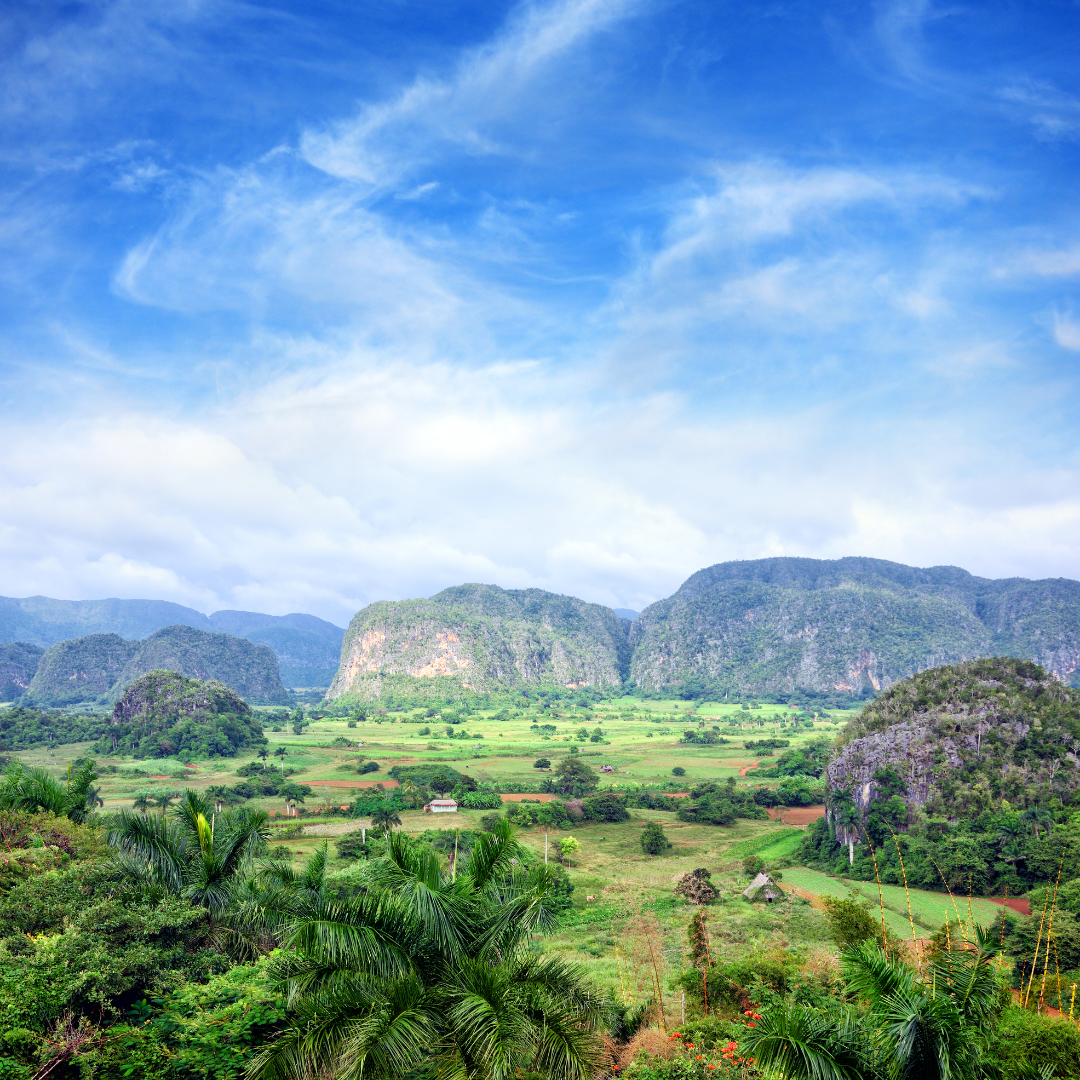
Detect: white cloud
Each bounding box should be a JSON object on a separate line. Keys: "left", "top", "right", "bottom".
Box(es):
{"left": 299, "top": 0, "right": 642, "bottom": 190}
{"left": 1055, "top": 313, "right": 1080, "bottom": 352}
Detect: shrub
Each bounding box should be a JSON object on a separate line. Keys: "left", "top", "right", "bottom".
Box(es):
{"left": 819, "top": 894, "right": 882, "bottom": 950}
{"left": 641, "top": 820, "right": 672, "bottom": 856}
{"left": 675, "top": 868, "right": 717, "bottom": 904}
{"left": 358, "top": 761, "right": 379, "bottom": 774}
{"left": 581, "top": 791, "right": 629, "bottom": 823}
{"left": 671, "top": 766, "right": 686, "bottom": 777}
{"left": 479, "top": 813, "right": 502, "bottom": 832}
{"left": 741, "top": 855, "right": 764, "bottom": 876}
{"left": 533, "top": 758, "right": 551, "bottom": 769}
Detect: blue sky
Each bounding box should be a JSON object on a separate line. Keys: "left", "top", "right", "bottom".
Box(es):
{"left": 1, "top": 0, "right": 1078, "bottom": 624}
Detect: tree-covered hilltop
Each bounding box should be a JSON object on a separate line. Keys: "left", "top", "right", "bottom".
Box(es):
{"left": 114, "top": 626, "right": 290, "bottom": 705}
{"left": 96, "top": 670, "right": 268, "bottom": 758}
{"left": 21, "top": 626, "right": 290, "bottom": 707}
{"left": 0, "top": 641, "right": 44, "bottom": 701}
{"left": 25, "top": 634, "right": 139, "bottom": 705}
{"left": 830, "top": 657, "right": 1080, "bottom": 816}
{"left": 802, "top": 657, "right": 1080, "bottom": 897}
{"left": 327, "top": 583, "right": 631, "bottom": 702}
{"left": 628, "top": 556, "right": 1080, "bottom": 700}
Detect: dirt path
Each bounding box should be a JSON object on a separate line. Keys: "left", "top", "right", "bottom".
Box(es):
{"left": 739, "top": 761, "right": 759, "bottom": 777}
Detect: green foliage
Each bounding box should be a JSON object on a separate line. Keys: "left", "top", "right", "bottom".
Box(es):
{"left": 818, "top": 894, "right": 883, "bottom": 950}
{"left": 98, "top": 670, "right": 267, "bottom": 759}
{"left": 0, "top": 706, "right": 110, "bottom": 751}
{"left": 534, "top": 757, "right": 551, "bottom": 769}
{"left": 247, "top": 823, "right": 605, "bottom": 1080}
{"left": 581, "top": 791, "right": 630, "bottom": 822}
{"left": 506, "top": 799, "right": 572, "bottom": 829}
{"left": 0, "top": 759, "right": 100, "bottom": 823}
{"left": 544, "top": 756, "right": 600, "bottom": 797}
{"left": 984, "top": 1006, "right": 1080, "bottom": 1078}
{"left": 675, "top": 781, "right": 769, "bottom": 826}
{"left": 641, "top": 820, "right": 672, "bottom": 855}
{"left": 672, "top": 766, "right": 686, "bottom": 776}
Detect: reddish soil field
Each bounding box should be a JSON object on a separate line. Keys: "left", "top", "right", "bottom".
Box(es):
{"left": 500, "top": 793, "right": 555, "bottom": 802}
{"left": 988, "top": 896, "right": 1031, "bottom": 916}
{"left": 765, "top": 805, "right": 826, "bottom": 825}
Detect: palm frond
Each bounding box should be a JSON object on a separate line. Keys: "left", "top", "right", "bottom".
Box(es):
{"left": 107, "top": 809, "right": 188, "bottom": 893}
{"left": 740, "top": 1002, "right": 865, "bottom": 1080}
{"left": 465, "top": 819, "right": 523, "bottom": 889}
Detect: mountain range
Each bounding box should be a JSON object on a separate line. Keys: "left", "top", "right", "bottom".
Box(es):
{"left": 0, "top": 595, "right": 344, "bottom": 689}
{"left": 328, "top": 557, "right": 1080, "bottom": 703}
{"left": 5, "top": 556, "right": 1080, "bottom": 707}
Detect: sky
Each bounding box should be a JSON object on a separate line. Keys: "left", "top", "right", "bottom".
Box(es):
{"left": 1, "top": 0, "right": 1079, "bottom": 626}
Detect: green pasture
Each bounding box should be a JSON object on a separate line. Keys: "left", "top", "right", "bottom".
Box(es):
{"left": 22, "top": 695, "right": 852, "bottom": 817}
{"left": 782, "top": 866, "right": 1009, "bottom": 936}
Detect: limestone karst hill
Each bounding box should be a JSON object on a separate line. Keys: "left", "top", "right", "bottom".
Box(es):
{"left": 0, "top": 595, "right": 344, "bottom": 689}
{"left": 22, "top": 625, "right": 290, "bottom": 706}
{"left": 326, "top": 583, "right": 630, "bottom": 702}
{"left": 827, "top": 657, "right": 1080, "bottom": 818}
{"left": 628, "top": 557, "right": 1080, "bottom": 700}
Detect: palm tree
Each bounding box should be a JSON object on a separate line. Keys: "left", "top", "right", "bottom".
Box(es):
{"left": 275, "top": 747, "right": 287, "bottom": 777}
{"left": 153, "top": 790, "right": 180, "bottom": 817}
{"left": 106, "top": 790, "right": 270, "bottom": 922}
{"left": 248, "top": 820, "right": 604, "bottom": 1080}
{"left": 370, "top": 802, "right": 402, "bottom": 837}
{"left": 258, "top": 748, "right": 269, "bottom": 766}
{"left": 744, "top": 926, "right": 1004, "bottom": 1080}
{"left": 0, "top": 759, "right": 98, "bottom": 824}
{"left": 829, "top": 789, "right": 861, "bottom": 866}
{"left": 132, "top": 791, "right": 153, "bottom": 815}
{"left": 1020, "top": 805, "right": 1053, "bottom": 841}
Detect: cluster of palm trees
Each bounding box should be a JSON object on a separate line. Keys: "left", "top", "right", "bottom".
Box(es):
{"left": 106, "top": 793, "right": 603, "bottom": 1080}
{"left": 0, "top": 759, "right": 100, "bottom": 823}
{"left": 743, "top": 926, "right": 1008, "bottom": 1080}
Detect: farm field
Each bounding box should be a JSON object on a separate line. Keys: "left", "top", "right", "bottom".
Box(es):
{"left": 782, "top": 866, "right": 1010, "bottom": 936}
{"left": 9, "top": 696, "right": 857, "bottom": 820}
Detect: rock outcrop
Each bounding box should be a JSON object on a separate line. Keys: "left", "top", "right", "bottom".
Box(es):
{"left": 328, "top": 583, "right": 630, "bottom": 701}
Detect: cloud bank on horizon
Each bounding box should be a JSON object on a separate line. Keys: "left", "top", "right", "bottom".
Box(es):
{"left": 0, "top": 0, "right": 1078, "bottom": 623}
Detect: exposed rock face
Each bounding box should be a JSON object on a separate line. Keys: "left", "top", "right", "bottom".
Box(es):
{"left": 826, "top": 658, "right": 1079, "bottom": 821}
{"left": 328, "top": 583, "right": 630, "bottom": 701}
{"left": 629, "top": 557, "right": 1080, "bottom": 697}
{"left": 0, "top": 642, "right": 45, "bottom": 700}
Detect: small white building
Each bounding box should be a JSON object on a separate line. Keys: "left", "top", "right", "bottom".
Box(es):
{"left": 424, "top": 799, "right": 458, "bottom": 813}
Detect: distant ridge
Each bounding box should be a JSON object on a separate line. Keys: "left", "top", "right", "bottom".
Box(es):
{"left": 23, "top": 625, "right": 290, "bottom": 706}
{"left": 629, "top": 556, "right": 1080, "bottom": 698}
{"left": 0, "top": 595, "right": 345, "bottom": 689}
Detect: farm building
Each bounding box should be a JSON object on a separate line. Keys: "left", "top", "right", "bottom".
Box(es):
{"left": 424, "top": 799, "right": 458, "bottom": 813}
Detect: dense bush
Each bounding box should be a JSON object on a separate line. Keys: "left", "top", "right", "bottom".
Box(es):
{"left": 640, "top": 820, "right": 672, "bottom": 855}
{"left": 581, "top": 791, "right": 630, "bottom": 822}
{"left": 675, "top": 781, "right": 769, "bottom": 826}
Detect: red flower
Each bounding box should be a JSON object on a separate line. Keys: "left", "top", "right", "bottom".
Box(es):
{"left": 747, "top": 1022, "right": 756, "bottom": 1027}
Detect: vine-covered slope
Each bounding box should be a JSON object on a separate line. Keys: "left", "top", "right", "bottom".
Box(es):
{"left": 327, "top": 583, "right": 631, "bottom": 701}
{"left": 628, "top": 557, "right": 1080, "bottom": 699}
